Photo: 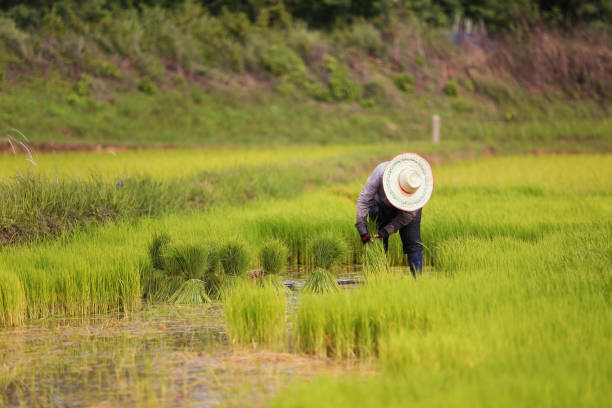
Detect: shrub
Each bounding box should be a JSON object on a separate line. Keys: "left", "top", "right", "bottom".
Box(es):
{"left": 74, "top": 74, "right": 93, "bottom": 96}
{"left": 451, "top": 98, "right": 475, "bottom": 113}
{"left": 443, "top": 80, "right": 459, "bottom": 96}
{"left": 259, "top": 44, "right": 306, "bottom": 77}
{"left": 219, "top": 241, "right": 250, "bottom": 276}
{"left": 260, "top": 239, "right": 288, "bottom": 275}
{"left": 309, "top": 234, "right": 347, "bottom": 269}
{"left": 347, "top": 21, "right": 384, "bottom": 56}
{"left": 323, "top": 55, "right": 362, "bottom": 101}
{"left": 137, "top": 79, "right": 157, "bottom": 95}
{"left": 473, "top": 76, "right": 515, "bottom": 104}
{"left": 394, "top": 73, "right": 415, "bottom": 92}
{"left": 363, "top": 78, "right": 389, "bottom": 103}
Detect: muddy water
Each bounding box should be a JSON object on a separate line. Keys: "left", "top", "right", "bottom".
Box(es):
{"left": 0, "top": 303, "right": 343, "bottom": 408}
{"left": 0, "top": 266, "right": 401, "bottom": 407}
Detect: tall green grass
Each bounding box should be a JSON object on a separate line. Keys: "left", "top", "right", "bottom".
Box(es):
{"left": 0, "top": 144, "right": 402, "bottom": 245}
{"left": 223, "top": 279, "right": 287, "bottom": 347}
{"left": 269, "top": 155, "right": 612, "bottom": 407}
{"left": 0, "top": 154, "right": 609, "bottom": 334}
{"left": 297, "top": 278, "right": 426, "bottom": 359}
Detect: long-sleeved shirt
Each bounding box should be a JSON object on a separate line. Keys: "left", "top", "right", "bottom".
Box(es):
{"left": 355, "top": 161, "right": 417, "bottom": 236}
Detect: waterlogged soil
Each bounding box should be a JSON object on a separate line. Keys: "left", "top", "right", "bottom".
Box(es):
{"left": 0, "top": 304, "right": 350, "bottom": 408}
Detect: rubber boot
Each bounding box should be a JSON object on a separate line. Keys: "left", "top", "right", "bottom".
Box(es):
{"left": 407, "top": 250, "right": 423, "bottom": 278}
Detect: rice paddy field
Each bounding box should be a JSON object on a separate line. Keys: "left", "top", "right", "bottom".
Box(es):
{"left": 0, "top": 146, "right": 610, "bottom": 407}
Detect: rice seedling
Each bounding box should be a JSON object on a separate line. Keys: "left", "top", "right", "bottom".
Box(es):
{"left": 168, "top": 279, "right": 212, "bottom": 304}
{"left": 219, "top": 241, "right": 251, "bottom": 276}
{"left": 297, "top": 278, "right": 427, "bottom": 359}
{"left": 257, "top": 275, "right": 291, "bottom": 295}
{"left": 223, "top": 279, "right": 287, "bottom": 347}
{"left": 361, "top": 240, "right": 392, "bottom": 280}
{"left": 259, "top": 239, "right": 288, "bottom": 275}
{"left": 162, "top": 243, "right": 207, "bottom": 280}
{"left": 0, "top": 269, "right": 26, "bottom": 326}
{"left": 308, "top": 235, "right": 347, "bottom": 269}
{"left": 302, "top": 269, "right": 339, "bottom": 294}
{"left": 205, "top": 242, "right": 221, "bottom": 276}
{"left": 148, "top": 232, "right": 171, "bottom": 270}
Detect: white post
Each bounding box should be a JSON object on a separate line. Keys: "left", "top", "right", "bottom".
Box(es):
{"left": 432, "top": 114, "right": 440, "bottom": 144}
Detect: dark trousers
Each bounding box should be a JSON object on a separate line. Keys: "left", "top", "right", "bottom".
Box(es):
{"left": 369, "top": 203, "right": 423, "bottom": 276}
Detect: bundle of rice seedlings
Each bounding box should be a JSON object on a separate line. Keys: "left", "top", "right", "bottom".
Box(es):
{"left": 141, "top": 266, "right": 166, "bottom": 300}
{"left": 219, "top": 241, "right": 250, "bottom": 276}
{"left": 169, "top": 279, "right": 212, "bottom": 304}
{"left": 148, "top": 232, "right": 170, "bottom": 270}
{"left": 309, "top": 235, "right": 347, "bottom": 269}
{"left": 257, "top": 274, "right": 291, "bottom": 295}
{"left": 302, "top": 268, "right": 339, "bottom": 294}
{"left": 259, "top": 239, "right": 288, "bottom": 275}
{"left": 150, "top": 275, "right": 185, "bottom": 302}
{"left": 163, "top": 244, "right": 207, "bottom": 280}
{"left": 205, "top": 242, "right": 221, "bottom": 276}
{"left": 362, "top": 240, "right": 392, "bottom": 281}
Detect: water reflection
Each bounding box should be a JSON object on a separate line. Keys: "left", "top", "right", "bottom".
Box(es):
{"left": 0, "top": 304, "right": 337, "bottom": 407}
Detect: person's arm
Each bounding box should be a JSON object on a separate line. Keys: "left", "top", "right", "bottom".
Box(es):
{"left": 376, "top": 210, "right": 417, "bottom": 239}
{"left": 355, "top": 164, "right": 385, "bottom": 239}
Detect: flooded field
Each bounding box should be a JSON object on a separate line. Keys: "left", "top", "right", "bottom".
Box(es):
{"left": 0, "top": 301, "right": 354, "bottom": 407}
{"left": 1, "top": 153, "right": 610, "bottom": 407}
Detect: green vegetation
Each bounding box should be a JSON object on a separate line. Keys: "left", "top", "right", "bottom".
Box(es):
{"left": 361, "top": 240, "right": 392, "bottom": 280}
{"left": 162, "top": 244, "right": 207, "bottom": 280}
{"left": 297, "top": 278, "right": 427, "bottom": 359}
{"left": 259, "top": 239, "right": 288, "bottom": 275}
{"left": 0, "top": 2, "right": 609, "bottom": 148}
{"left": 308, "top": 234, "right": 347, "bottom": 269}
{"left": 223, "top": 279, "right": 287, "bottom": 347}
{"left": 0, "top": 144, "right": 407, "bottom": 245}
{"left": 219, "top": 241, "right": 251, "bottom": 276}
{"left": 1, "top": 153, "right": 609, "bottom": 327}
{"left": 0, "top": 151, "right": 609, "bottom": 406}
{"left": 301, "top": 269, "right": 340, "bottom": 295}
{"left": 168, "top": 279, "right": 211, "bottom": 304}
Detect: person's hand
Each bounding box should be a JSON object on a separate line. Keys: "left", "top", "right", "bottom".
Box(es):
{"left": 360, "top": 233, "right": 374, "bottom": 244}
{"left": 374, "top": 229, "right": 389, "bottom": 240}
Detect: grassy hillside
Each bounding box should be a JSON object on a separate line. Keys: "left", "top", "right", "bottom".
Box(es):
{"left": 0, "top": 2, "right": 610, "bottom": 148}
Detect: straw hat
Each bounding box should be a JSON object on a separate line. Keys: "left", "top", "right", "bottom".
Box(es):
{"left": 383, "top": 152, "right": 434, "bottom": 211}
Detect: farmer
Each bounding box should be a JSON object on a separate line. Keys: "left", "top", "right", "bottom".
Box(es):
{"left": 355, "top": 153, "right": 434, "bottom": 277}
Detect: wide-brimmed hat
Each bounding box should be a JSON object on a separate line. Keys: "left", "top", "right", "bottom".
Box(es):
{"left": 383, "top": 152, "right": 434, "bottom": 211}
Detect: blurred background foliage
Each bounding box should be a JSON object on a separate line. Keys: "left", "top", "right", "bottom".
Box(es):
{"left": 0, "top": 0, "right": 609, "bottom": 146}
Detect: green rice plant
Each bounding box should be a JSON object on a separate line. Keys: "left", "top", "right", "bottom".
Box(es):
{"left": 162, "top": 244, "right": 207, "bottom": 280}
{"left": 153, "top": 276, "right": 185, "bottom": 302}
{"left": 205, "top": 242, "right": 221, "bottom": 276}
{"left": 361, "top": 240, "right": 391, "bottom": 280}
{"left": 168, "top": 279, "right": 212, "bottom": 304}
{"left": 259, "top": 239, "right": 288, "bottom": 275}
{"left": 257, "top": 274, "right": 291, "bottom": 295}
{"left": 219, "top": 241, "right": 250, "bottom": 276}
{"left": 308, "top": 235, "right": 347, "bottom": 269}
{"left": 296, "top": 279, "right": 425, "bottom": 359}
{"left": 302, "top": 268, "right": 339, "bottom": 294}
{"left": 223, "top": 279, "right": 286, "bottom": 347}
{"left": 148, "top": 232, "right": 171, "bottom": 270}
{"left": 0, "top": 269, "right": 26, "bottom": 326}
